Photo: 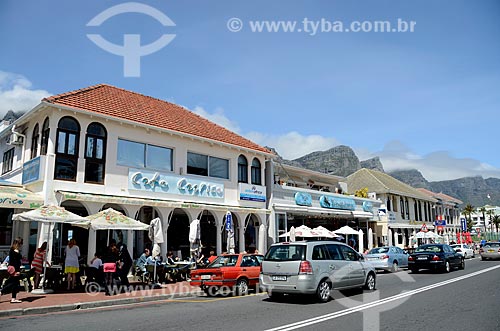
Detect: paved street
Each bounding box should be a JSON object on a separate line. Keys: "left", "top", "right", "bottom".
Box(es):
{"left": 1, "top": 258, "right": 499, "bottom": 331}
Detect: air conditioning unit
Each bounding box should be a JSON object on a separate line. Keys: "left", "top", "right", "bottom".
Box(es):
{"left": 8, "top": 132, "right": 24, "bottom": 145}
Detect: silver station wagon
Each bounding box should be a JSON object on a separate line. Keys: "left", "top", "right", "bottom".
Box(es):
{"left": 260, "top": 241, "right": 377, "bottom": 302}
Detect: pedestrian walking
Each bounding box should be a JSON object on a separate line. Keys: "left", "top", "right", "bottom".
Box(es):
{"left": 0, "top": 238, "right": 23, "bottom": 303}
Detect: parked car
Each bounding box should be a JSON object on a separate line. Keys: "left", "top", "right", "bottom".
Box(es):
{"left": 479, "top": 242, "right": 500, "bottom": 260}
{"left": 408, "top": 244, "right": 464, "bottom": 273}
{"left": 190, "top": 253, "right": 263, "bottom": 296}
{"left": 364, "top": 246, "right": 408, "bottom": 272}
{"left": 259, "top": 241, "right": 377, "bottom": 303}
{"left": 450, "top": 244, "right": 475, "bottom": 259}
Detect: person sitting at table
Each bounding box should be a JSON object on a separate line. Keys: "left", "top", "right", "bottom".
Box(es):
{"left": 136, "top": 248, "right": 150, "bottom": 273}
{"left": 165, "top": 251, "right": 176, "bottom": 265}
{"left": 32, "top": 241, "right": 50, "bottom": 290}
{"left": 1, "top": 237, "right": 23, "bottom": 303}
{"left": 87, "top": 252, "right": 104, "bottom": 285}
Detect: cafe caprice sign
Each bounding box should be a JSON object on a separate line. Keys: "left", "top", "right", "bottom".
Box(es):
{"left": 128, "top": 169, "right": 224, "bottom": 199}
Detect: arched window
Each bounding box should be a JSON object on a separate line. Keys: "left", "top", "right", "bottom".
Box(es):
{"left": 30, "top": 123, "right": 39, "bottom": 159}
{"left": 40, "top": 117, "right": 50, "bottom": 155}
{"left": 238, "top": 155, "right": 248, "bottom": 183}
{"left": 85, "top": 122, "right": 107, "bottom": 184}
{"left": 251, "top": 158, "right": 262, "bottom": 185}
{"left": 400, "top": 197, "right": 405, "bottom": 219}
{"left": 54, "top": 116, "right": 80, "bottom": 181}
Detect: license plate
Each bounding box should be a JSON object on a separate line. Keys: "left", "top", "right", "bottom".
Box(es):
{"left": 488, "top": 250, "right": 495, "bottom": 253}
{"left": 272, "top": 275, "right": 287, "bottom": 281}
{"left": 201, "top": 275, "right": 211, "bottom": 280}
{"left": 417, "top": 257, "right": 427, "bottom": 260}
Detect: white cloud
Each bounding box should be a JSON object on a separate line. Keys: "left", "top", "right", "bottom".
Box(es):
{"left": 247, "top": 131, "right": 339, "bottom": 160}
{"left": 0, "top": 71, "right": 50, "bottom": 118}
{"left": 192, "top": 106, "right": 241, "bottom": 134}
{"left": 356, "top": 141, "right": 500, "bottom": 181}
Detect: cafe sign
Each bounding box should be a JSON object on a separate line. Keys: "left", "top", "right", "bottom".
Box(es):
{"left": 319, "top": 195, "right": 356, "bottom": 211}
{"left": 128, "top": 169, "right": 224, "bottom": 199}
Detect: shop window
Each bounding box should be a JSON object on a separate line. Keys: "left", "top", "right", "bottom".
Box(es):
{"left": 0, "top": 209, "right": 13, "bottom": 246}
{"left": 85, "top": 122, "right": 107, "bottom": 184}
{"left": 40, "top": 117, "right": 50, "bottom": 155}
{"left": 54, "top": 116, "right": 80, "bottom": 181}
{"left": 251, "top": 158, "right": 262, "bottom": 185}
{"left": 2, "top": 148, "right": 15, "bottom": 174}
{"left": 238, "top": 155, "right": 248, "bottom": 183}
{"left": 31, "top": 123, "right": 39, "bottom": 159}
{"left": 187, "top": 152, "right": 229, "bottom": 179}
{"left": 117, "top": 138, "right": 173, "bottom": 171}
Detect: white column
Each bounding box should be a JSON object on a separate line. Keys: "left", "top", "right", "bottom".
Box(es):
{"left": 127, "top": 230, "right": 133, "bottom": 259}
{"left": 358, "top": 229, "right": 364, "bottom": 254}
{"left": 368, "top": 228, "right": 373, "bottom": 249}
{"left": 388, "top": 228, "right": 393, "bottom": 246}
{"left": 258, "top": 224, "right": 267, "bottom": 254}
{"left": 87, "top": 229, "right": 97, "bottom": 265}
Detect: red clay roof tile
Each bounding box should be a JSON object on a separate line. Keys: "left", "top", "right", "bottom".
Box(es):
{"left": 43, "top": 84, "right": 271, "bottom": 154}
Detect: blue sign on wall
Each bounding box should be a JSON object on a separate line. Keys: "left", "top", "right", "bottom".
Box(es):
{"left": 295, "top": 192, "right": 312, "bottom": 206}
{"left": 319, "top": 195, "right": 356, "bottom": 211}
{"left": 239, "top": 183, "right": 266, "bottom": 202}
{"left": 362, "top": 201, "right": 373, "bottom": 212}
{"left": 22, "top": 157, "right": 41, "bottom": 184}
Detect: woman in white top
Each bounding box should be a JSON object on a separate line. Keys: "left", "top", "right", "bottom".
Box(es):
{"left": 64, "top": 239, "right": 80, "bottom": 290}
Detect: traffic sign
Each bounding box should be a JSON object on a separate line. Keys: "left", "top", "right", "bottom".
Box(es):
{"left": 421, "top": 223, "right": 428, "bottom": 232}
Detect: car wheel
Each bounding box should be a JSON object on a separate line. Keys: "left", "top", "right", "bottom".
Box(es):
{"left": 481, "top": 256, "right": 486, "bottom": 261}
{"left": 459, "top": 258, "right": 465, "bottom": 270}
{"left": 444, "top": 261, "right": 451, "bottom": 273}
{"left": 316, "top": 279, "right": 331, "bottom": 303}
{"left": 391, "top": 261, "right": 399, "bottom": 273}
{"left": 236, "top": 279, "right": 249, "bottom": 296}
{"left": 364, "top": 273, "right": 376, "bottom": 291}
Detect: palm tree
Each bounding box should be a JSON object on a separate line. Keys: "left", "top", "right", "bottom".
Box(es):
{"left": 463, "top": 204, "right": 475, "bottom": 231}
{"left": 486, "top": 209, "right": 495, "bottom": 232}
{"left": 479, "top": 206, "right": 487, "bottom": 234}
{"left": 492, "top": 215, "right": 500, "bottom": 233}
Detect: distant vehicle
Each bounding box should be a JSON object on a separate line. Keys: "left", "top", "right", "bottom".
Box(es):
{"left": 479, "top": 242, "right": 500, "bottom": 260}
{"left": 364, "top": 246, "right": 409, "bottom": 272}
{"left": 408, "top": 244, "right": 464, "bottom": 273}
{"left": 259, "top": 241, "right": 377, "bottom": 303}
{"left": 450, "top": 244, "right": 475, "bottom": 259}
{"left": 190, "top": 253, "right": 263, "bottom": 296}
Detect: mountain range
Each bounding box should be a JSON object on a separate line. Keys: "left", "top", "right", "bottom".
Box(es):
{"left": 277, "top": 145, "right": 499, "bottom": 207}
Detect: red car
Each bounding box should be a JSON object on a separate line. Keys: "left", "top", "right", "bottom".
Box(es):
{"left": 190, "top": 253, "right": 263, "bottom": 296}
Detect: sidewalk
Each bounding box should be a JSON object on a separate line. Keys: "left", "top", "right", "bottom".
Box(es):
{"left": 0, "top": 281, "right": 201, "bottom": 318}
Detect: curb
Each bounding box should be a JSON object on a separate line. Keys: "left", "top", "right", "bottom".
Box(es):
{"left": 0, "top": 290, "right": 203, "bottom": 318}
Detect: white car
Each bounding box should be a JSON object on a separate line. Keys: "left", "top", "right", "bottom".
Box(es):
{"left": 450, "top": 244, "right": 475, "bottom": 259}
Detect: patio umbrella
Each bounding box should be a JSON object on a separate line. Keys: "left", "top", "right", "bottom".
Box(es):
{"left": 13, "top": 205, "right": 90, "bottom": 294}
{"left": 289, "top": 226, "right": 296, "bottom": 242}
{"left": 148, "top": 217, "right": 164, "bottom": 288}
{"left": 85, "top": 208, "right": 149, "bottom": 231}
{"left": 312, "top": 226, "right": 342, "bottom": 239}
{"left": 189, "top": 219, "right": 201, "bottom": 257}
{"left": 333, "top": 225, "right": 360, "bottom": 247}
{"left": 279, "top": 225, "right": 316, "bottom": 238}
{"left": 225, "top": 212, "right": 235, "bottom": 253}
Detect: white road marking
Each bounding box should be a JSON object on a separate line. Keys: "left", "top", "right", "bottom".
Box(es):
{"left": 265, "top": 265, "right": 500, "bottom": 331}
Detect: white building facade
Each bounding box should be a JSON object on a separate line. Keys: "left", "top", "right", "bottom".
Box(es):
{"left": 0, "top": 84, "right": 273, "bottom": 263}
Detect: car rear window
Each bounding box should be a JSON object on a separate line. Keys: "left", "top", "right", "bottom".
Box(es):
{"left": 483, "top": 243, "right": 500, "bottom": 248}
{"left": 265, "top": 245, "right": 305, "bottom": 261}
{"left": 369, "top": 247, "right": 389, "bottom": 254}
{"left": 415, "top": 245, "right": 443, "bottom": 253}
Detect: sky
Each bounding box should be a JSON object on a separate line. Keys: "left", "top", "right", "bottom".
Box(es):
{"left": 1, "top": 0, "right": 499, "bottom": 182}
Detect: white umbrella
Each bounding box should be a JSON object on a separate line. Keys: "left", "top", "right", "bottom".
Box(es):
{"left": 279, "top": 225, "right": 316, "bottom": 238}
{"left": 289, "top": 226, "right": 296, "bottom": 242}
{"left": 333, "top": 225, "right": 360, "bottom": 235}
{"left": 312, "top": 226, "right": 342, "bottom": 239}
{"left": 225, "top": 212, "right": 235, "bottom": 253}
{"left": 148, "top": 217, "right": 164, "bottom": 288}
{"left": 13, "top": 205, "right": 90, "bottom": 294}
{"left": 415, "top": 231, "right": 442, "bottom": 239}
{"left": 85, "top": 208, "right": 149, "bottom": 231}
{"left": 189, "top": 219, "right": 201, "bottom": 258}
